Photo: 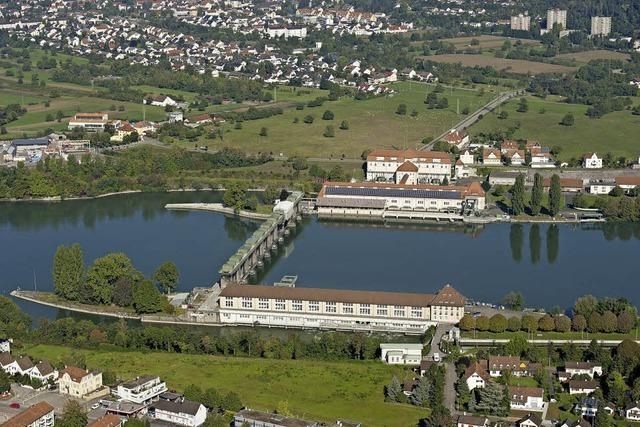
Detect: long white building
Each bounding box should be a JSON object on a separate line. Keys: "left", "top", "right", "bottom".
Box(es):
{"left": 116, "top": 376, "right": 167, "bottom": 404}
{"left": 316, "top": 181, "right": 486, "bottom": 217}
{"left": 511, "top": 14, "right": 531, "bottom": 31}
{"left": 547, "top": 9, "right": 567, "bottom": 30}
{"left": 591, "top": 16, "right": 611, "bottom": 36}
{"left": 218, "top": 284, "right": 466, "bottom": 334}
{"left": 366, "top": 149, "right": 452, "bottom": 184}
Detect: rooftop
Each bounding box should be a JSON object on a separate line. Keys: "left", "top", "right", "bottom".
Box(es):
{"left": 3, "top": 402, "right": 54, "bottom": 427}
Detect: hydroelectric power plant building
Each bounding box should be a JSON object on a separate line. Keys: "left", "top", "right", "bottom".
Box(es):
{"left": 218, "top": 284, "right": 466, "bottom": 334}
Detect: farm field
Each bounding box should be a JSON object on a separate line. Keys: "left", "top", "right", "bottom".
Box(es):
{"left": 441, "top": 35, "right": 541, "bottom": 50}
{"left": 555, "top": 49, "right": 631, "bottom": 64}
{"left": 421, "top": 54, "right": 577, "bottom": 75}
{"left": 23, "top": 344, "right": 425, "bottom": 427}
{"left": 470, "top": 95, "right": 640, "bottom": 161}
{"left": 186, "top": 81, "right": 494, "bottom": 158}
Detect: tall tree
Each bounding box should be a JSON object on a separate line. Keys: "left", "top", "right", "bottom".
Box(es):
{"left": 549, "top": 174, "right": 563, "bottom": 216}
{"left": 52, "top": 244, "right": 85, "bottom": 301}
{"left": 410, "top": 376, "right": 431, "bottom": 406}
{"left": 385, "top": 375, "right": 402, "bottom": 402}
{"left": 511, "top": 174, "right": 526, "bottom": 215}
{"left": 530, "top": 173, "right": 543, "bottom": 215}
{"left": 154, "top": 262, "right": 179, "bottom": 294}
{"left": 132, "top": 280, "right": 165, "bottom": 314}
{"left": 56, "top": 401, "right": 87, "bottom": 427}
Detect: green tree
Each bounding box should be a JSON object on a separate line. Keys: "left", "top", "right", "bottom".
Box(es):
{"left": 517, "top": 98, "right": 529, "bottom": 113}
{"left": 530, "top": 173, "right": 543, "bottom": 216}
{"left": 511, "top": 174, "right": 526, "bottom": 215}
{"left": 322, "top": 110, "right": 334, "bottom": 120}
{"left": 427, "top": 405, "right": 452, "bottom": 427}
{"left": 323, "top": 125, "right": 335, "bottom": 138}
{"left": 507, "top": 316, "right": 522, "bottom": 332}
{"left": 588, "top": 312, "right": 603, "bottom": 333}
{"left": 222, "top": 391, "right": 243, "bottom": 412}
{"left": 502, "top": 292, "right": 524, "bottom": 310}
{"left": 409, "top": 376, "right": 430, "bottom": 406}
{"left": 85, "top": 253, "right": 139, "bottom": 304}
{"left": 56, "top": 401, "right": 87, "bottom": 427}
{"left": 223, "top": 182, "right": 247, "bottom": 212}
{"left": 263, "top": 186, "right": 280, "bottom": 205}
{"left": 396, "top": 104, "right": 407, "bottom": 115}
{"left": 617, "top": 310, "right": 636, "bottom": 333}
{"left": 560, "top": 113, "right": 574, "bottom": 126}
{"left": 555, "top": 315, "right": 571, "bottom": 332}
{"left": 601, "top": 311, "right": 618, "bottom": 333}
{"left": 572, "top": 314, "right": 587, "bottom": 333}
{"left": 132, "top": 280, "right": 165, "bottom": 314}
{"left": 476, "top": 316, "right": 490, "bottom": 331}
{"left": 574, "top": 295, "right": 598, "bottom": 317}
{"left": 385, "top": 375, "right": 402, "bottom": 402}
{"left": 489, "top": 314, "right": 507, "bottom": 333}
{"left": 183, "top": 384, "right": 204, "bottom": 402}
{"left": 53, "top": 244, "right": 85, "bottom": 301}
{"left": 456, "top": 379, "right": 471, "bottom": 410}
{"left": 459, "top": 314, "right": 475, "bottom": 331}
{"left": 303, "top": 115, "right": 314, "bottom": 124}
{"left": 259, "top": 127, "right": 268, "bottom": 137}
{"left": 522, "top": 314, "right": 538, "bottom": 335}
{"left": 549, "top": 174, "right": 563, "bottom": 216}
{"left": 475, "top": 381, "right": 504, "bottom": 415}
{"left": 538, "top": 314, "right": 555, "bottom": 331}
{"left": 154, "top": 262, "right": 179, "bottom": 294}
{"left": 339, "top": 120, "right": 349, "bottom": 130}
{"left": 505, "top": 335, "right": 529, "bottom": 356}
{"left": 498, "top": 111, "right": 508, "bottom": 119}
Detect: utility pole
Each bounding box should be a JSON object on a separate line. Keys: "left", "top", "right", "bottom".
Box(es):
{"left": 456, "top": 98, "right": 459, "bottom": 115}
{"left": 274, "top": 86, "right": 277, "bottom": 102}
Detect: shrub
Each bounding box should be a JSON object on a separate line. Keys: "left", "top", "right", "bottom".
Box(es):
{"left": 322, "top": 110, "right": 334, "bottom": 120}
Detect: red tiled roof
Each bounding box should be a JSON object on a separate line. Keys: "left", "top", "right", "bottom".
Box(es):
{"left": 3, "top": 402, "right": 54, "bottom": 427}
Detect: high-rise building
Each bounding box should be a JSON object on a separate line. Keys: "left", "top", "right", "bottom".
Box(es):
{"left": 546, "top": 9, "right": 567, "bottom": 30}
{"left": 510, "top": 14, "right": 531, "bottom": 31}
{"left": 591, "top": 16, "right": 612, "bottom": 36}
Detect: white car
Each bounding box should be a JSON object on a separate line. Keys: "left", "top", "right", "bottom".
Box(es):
{"left": 91, "top": 403, "right": 100, "bottom": 410}
{"left": 433, "top": 353, "right": 441, "bottom": 362}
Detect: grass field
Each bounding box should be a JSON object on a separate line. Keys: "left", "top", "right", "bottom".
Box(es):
{"left": 440, "top": 35, "right": 541, "bottom": 50}
{"left": 184, "top": 81, "right": 494, "bottom": 158}
{"left": 420, "top": 54, "right": 576, "bottom": 75}
{"left": 555, "top": 49, "right": 631, "bottom": 64}
{"left": 470, "top": 95, "right": 640, "bottom": 161}
{"left": 23, "top": 344, "right": 425, "bottom": 426}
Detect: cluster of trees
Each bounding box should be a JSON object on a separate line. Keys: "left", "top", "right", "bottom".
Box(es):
{"left": 0, "top": 103, "right": 27, "bottom": 127}
{"left": 386, "top": 364, "right": 451, "bottom": 426}
{"left": 182, "top": 384, "right": 242, "bottom": 414}
{"left": 0, "top": 146, "right": 271, "bottom": 200}
{"left": 509, "top": 173, "right": 563, "bottom": 217}
{"left": 222, "top": 182, "right": 261, "bottom": 212}
{"left": 424, "top": 86, "right": 450, "bottom": 109}
{"left": 573, "top": 192, "right": 640, "bottom": 221}
{"left": 53, "top": 244, "right": 175, "bottom": 313}
{"left": 460, "top": 295, "right": 637, "bottom": 335}
{"left": 226, "top": 106, "right": 283, "bottom": 122}
{"left": 458, "top": 380, "right": 510, "bottom": 416}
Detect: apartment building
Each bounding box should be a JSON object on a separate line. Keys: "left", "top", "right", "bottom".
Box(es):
{"left": 547, "top": 9, "right": 567, "bottom": 30}
{"left": 152, "top": 399, "right": 207, "bottom": 427}
{"left": 68, "top": 112, "right": 109, "bottom": 131}
{"left": 591, "top": 16, "right": 611, "bottom": 36}
{"left": 218, "top": 284, "right": 466, "bottom": 333}
{"left": 379, "top": 343, "right": 423, "bottom": 365}
{"left": 511, "top": 14, "right": 531, "bottom": 31}
{"left": 115, "top": 376, "right": 167, "bottom": 404}
{"left": 366, "top": 149, "right": 452, "bottom": 184}
{"left": 316, "top": 181, "right": 486, "bottom": 217}
{"left": 3, "top": 402, "right": 54, "bottom": 427}
{"left": 58, "top": 366, "right": 103, "bottom": 398}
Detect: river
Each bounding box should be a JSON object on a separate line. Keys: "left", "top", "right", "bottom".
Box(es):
{"left": 1, "top": 192, "right": 639, "bottom": 321}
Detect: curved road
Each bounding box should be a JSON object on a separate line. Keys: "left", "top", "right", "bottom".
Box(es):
{"left": 420, "top": 90, "right": 522, "bottom": 151}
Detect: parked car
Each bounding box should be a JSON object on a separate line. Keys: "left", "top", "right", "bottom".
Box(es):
{"left": 10, "top": 402, "right": 20, "bottom": 409}
{"left": 433, "top": 353, "right": 441, "bottom": 362}
{"left": 91, "top": 403, "right": 100, "bottom": 410}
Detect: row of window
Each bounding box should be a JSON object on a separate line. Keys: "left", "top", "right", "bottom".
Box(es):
{"left": 226, "top": 298, "right": 427, "bottom": 318}
{"left": 222, "top": 313, "right": 427, "bottom": 329}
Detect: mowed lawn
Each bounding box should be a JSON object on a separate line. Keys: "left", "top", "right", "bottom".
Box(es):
{"left": 471, "top": 96, "right": 640, "bottom": 161}
{"left": 191, "top": 82, "right": 493, "bottom": 158}
{"left": 23, "top": 344, "right": 425, "bottom": 426}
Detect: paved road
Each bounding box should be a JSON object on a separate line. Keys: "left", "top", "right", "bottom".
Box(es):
{"left": 420, "top": 90, "right": 522, "bottom": 151}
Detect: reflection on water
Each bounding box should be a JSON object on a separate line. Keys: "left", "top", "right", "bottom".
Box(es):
{"left": 510, "top": 224, "right": 524, "bottom": 262}
{"left": 547, "top": 225, "right": 559, "bottom": 264}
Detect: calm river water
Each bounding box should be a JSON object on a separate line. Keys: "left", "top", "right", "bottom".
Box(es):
{"left": 1, "top": 191, "right": 639, "bottom": 321}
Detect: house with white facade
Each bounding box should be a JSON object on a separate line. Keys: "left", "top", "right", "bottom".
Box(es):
{"left": 68, "top": 112, "right": 109, "bottom": 132}
{"left": 152, "top": 399, "right": 207, "bottom": 427}
{"left": 489, "top": 356, "right": 520, "bottom": 377}
{"left": 3, "top": 401, "right": 54, "bottom": 427}
{"left": 577, "top": 397, "right": 615, "bottom": 418}
{"left": 588, "top": 181, "right": 616, "bottom": 195}
{"left": 58, "top": 366, "right": 104, "bottom": 398}
{"left": 459, "top": 150, "right": 475, "bottom": 165}
{"left": 116, "top": 376, "right": 167, "bottom": 404}
{"left": 443, "top": 129, "right": 470, "bottom": 149}
{"left": 517, "top": 413, "right": 542, "bottom": 427}
{"left": 505, "top": 149, "right": 526, "bottom": 166}
{"left": 463, "top": 362, "right": 489, "bottom": 391}
{"left": 0, "top": 339, "right": 11, "bottom": 353}
{"left": 30, "top": 361, "right": 58, "bottom": 384}
{"left": 568, "top": 380, "right": 599, "bottom": 395}
{"left": 482, "top": 149, "right": 501, "bottom": 166}
{"left": 615, "top": 176, "right": 640, "bottom": 192}
{"left": 626, "top": 402, "right": 640, "bottom": 421}
{"left": 0, "top": 353, "right": 21, "bottom": 375}
{"left": 379, "top": 343, "right": 423, "bottom": 365}
{"left": 582, "top": 153, "right": 603, "bottom": 169}
{"left": 147, "top": 95, "right": 177, "bottom": 107}
{"left": 456, "top": 415, "right": 489, "bottom": 427}
{"left": 565, "top": 361, "right": 603, "bottom": 378}
{"left": 366, "top": 149, "right": 452, "bottom": 184}
{"left": 508, "top": 386, "right": 545, "bottom": 411}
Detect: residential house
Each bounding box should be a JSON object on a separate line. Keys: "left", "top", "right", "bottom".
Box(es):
{"left": 16, "top": 356, "right": 34, "bottom": 376}
{"left": 3, "top": 401, "right": 55, "bottom": 427}
{"left": 488, "top": 356, "right": 520, "bottom": 377}
{"left": 454, "top": 160, "right": 475, "bottom": 179}
{"left": 419, "top": 360, "right": 435, "bottom": 376}
{"left": 168, "top": 111, "right": 184, "bottom": 123}
{"left": 147, "top": 95, "right": 177, "bottom": 107}
{"left": 30, "top": 361, "right": 58, "bottom": 384}
{"left": 456, "top": 415, "right": 489, "bottom": 427}
{"left": 88, "top": 414, "right": 124, "bottom": 427}
{"left": 559, "top": 418, "right": 591, "bottom": 427}
{"left": 565, "top": 362, "right": 603, "bottom": 378}
{"left": 110, "top": 121, "right": 137, "bottom": 142}
{"left": 152, "top": 399, "right": 207, "bottom": 427}
{"left": 588, "top": 181, "right": 616, "bottom": 195}
{"left": 402, "top": 378, "right": 419, "bottom": 396}
{"left": 626, "top": 402, "right": 640, "bottom": 421}
{"left": 517, "top": 413, "right": 542, "bottom": 427}
{"left": 190, "top": 113, "right": 213, "bottom": 125}
{"left": 115, "top": 375, "right": 167, "bottom": 404}
{"left": 58, "top": 366, "right": 104, "bottom": 398}
{"left": 505, "top": 149, "right": 526, "bottom": 166}
{"left": 508, "top": 386, "right": 545, "bottom": 411}
{"left": 463, "top": 362, "right": 489, "bottom": 391}
{"left": 482, "top": 149, "right": 501, "bottom": 166}
{"left": 0, "top": 339, "right": 10, "bottom": 353}
{"left": 568, "top": 380, "right": 599, "bottom": 395}
{"left": 379, "top": 343, "right": 423, "bottom": 365}
{"left": 459, "top": 150, "right": 475, "bottom": 165}
{"left": 500, "top": 140, "right": 520, "bottom": 153}
{"left": 575, "top": 397, "right": 613, "bottom": 417}
{"left": 582, "top": 153, "right": 603, "bottom": 169}
{"left": 443, "top": 129, "right": 470, "bottom": 149}
{"left": 0, "top": 353, "right": 21, "bottom": 375}
{"left": 365, "top": 149, "right": 452, "bottom": 183}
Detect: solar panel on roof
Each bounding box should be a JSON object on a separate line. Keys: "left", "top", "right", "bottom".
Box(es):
{"left": 325, "top": 186, "right": 461, "bottom": 200}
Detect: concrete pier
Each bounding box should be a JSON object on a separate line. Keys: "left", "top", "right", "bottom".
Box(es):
{"left": 219, "top": 192, "right": 303, "bottom": 286}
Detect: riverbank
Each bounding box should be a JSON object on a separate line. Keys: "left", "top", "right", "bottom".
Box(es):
{"left": 165, "top": 203, "right": 271, "bottom": 221}
{"left": 11, "top": 290, "right": 141, "bottom": 319}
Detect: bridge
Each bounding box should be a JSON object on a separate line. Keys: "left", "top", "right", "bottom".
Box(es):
{"left": 219, "top": 191, "right": 304, "bottom": 286}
